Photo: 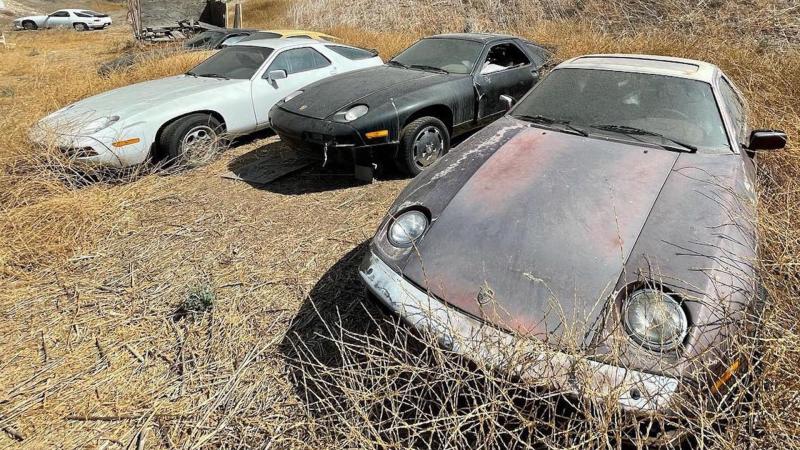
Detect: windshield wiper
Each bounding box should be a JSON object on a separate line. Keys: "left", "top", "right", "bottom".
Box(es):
{"left": 386, "top": 60, "right": 409, "bottom": 69}
{"left": 513, "top": 114, "right": 589, "bottom": 137}
{"left": 197, "top": 73, "right": 231, "bottom": 80}
{"left": 591, "top": 124, "right": 697, "bottom": 153}
{"left": 185, "top": 71, "right": 198, "bottom": 77}
{"left": 409, "top": 64, "right": 449, "bottom": 74}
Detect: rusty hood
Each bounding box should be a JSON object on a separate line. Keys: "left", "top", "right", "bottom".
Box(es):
{"left": 393, "top": 118, "right": 693, "bottom": 348}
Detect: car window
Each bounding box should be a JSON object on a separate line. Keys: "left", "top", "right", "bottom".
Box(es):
{"left": 290, "top": 35, "right": 312, "bottom": 39}
{"left": 391, "top": 38, "right": 484, "bottom": 74}
{"left": 50, "top": 11, "right": 70, "bottom": 17}
{"left": 221, "top": 35, "right": 248, "bottom": 47}
{"left": 187, "top": 45, "right": 274, "bottom": 79}
{"left": 481, "top": 43, "right": 531, "bottom": 75}
{"left": 239, "top": 32, "right": 282, "bottom": 42}
{"left": 525, "top": 43, "right": 550, "bottom": 69}
{"left": 513, "top": 68, "right": 731, "bottom": 153}
{"left": 74, "top": 12, "right": 92, "bottom": 18}
{"left": 325, "top": 45, "right": 376, "bottom": 60}
{"left": 268, "top": 47, "right": 331, "bottom": 75}
{"left": 185, "top": 31, "right": 224, "bottom": 49}
{"left": 719, "top": 77, "right": 747, "bottom": 143}
{"left": 81, "top": 10, "right": 108, "bottom": 17}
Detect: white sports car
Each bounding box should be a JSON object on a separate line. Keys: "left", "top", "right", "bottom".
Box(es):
{"left": 31, "top": 39, "right": 383, "bottom": 167}
{"left": 13, "top": 9, "right": 112, "bottom": 31}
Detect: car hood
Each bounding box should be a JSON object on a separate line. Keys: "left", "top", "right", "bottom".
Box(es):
{"left": 279, "top": 65, "right": 451, "bottom": 120}
{"left": 38, "top": 75, "right": 245, "bottom": 132}
{"left": 391, "top": 117, "right": 755, "bottom": 350}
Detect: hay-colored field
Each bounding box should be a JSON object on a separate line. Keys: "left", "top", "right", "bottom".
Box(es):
{"left": 1, "top": 0, "right": 798, "bottom": 448}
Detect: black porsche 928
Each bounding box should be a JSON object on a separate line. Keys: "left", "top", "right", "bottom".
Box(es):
{"left": 268, "top": 33, "right": 551, "bottom": 177}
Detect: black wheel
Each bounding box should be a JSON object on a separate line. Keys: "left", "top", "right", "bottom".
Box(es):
{"left": 22, "top": 21, "right": 37, "bottom": 30}
{"left": 157, "top": 114, "right": 225, "bottom": 167}
{"left": 73, "top": 23, "right": 88, "bottom": 31}
{"left": 396, "top": 116, "right": 450, "bottom": 177}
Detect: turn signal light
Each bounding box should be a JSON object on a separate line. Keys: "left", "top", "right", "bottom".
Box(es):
{"left": 365, "top": 130, "right": 389, "bottom": 139}
{"left": 112, "top": 138, "right": 141, "bottom": 148}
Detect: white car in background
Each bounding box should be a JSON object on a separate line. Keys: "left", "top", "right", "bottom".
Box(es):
{"left": 13, "top": 9, "right": 112, "bottom": 31}
{"left": 31, "top": 39, "right": 383, "bottom": 168}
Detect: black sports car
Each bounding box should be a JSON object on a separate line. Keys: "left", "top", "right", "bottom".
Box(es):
{"left": 269, "top": 33, "right": 551, "bottom": 177}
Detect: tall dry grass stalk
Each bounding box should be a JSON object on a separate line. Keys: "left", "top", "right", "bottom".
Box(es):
{"left": 0, "top": 1, "right": 798, "bottom": 448}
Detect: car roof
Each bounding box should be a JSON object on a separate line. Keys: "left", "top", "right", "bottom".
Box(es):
{"left": 558, "top": 54, "right": 720, "bottom": 82}
{"left": 428, "top": 33, "right": 516, "bottom": 44}
{"left": 230, "top": 37, "right": 323, "bottom": 49}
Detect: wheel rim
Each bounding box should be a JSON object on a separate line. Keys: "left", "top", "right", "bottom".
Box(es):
{"left": 180, "top": 125, "right": 218, "bottom": 166}
{"left": 412, "top": 126, "right": 443, "bottom": 169}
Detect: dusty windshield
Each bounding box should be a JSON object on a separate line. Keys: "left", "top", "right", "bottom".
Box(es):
{"left": 187, "top": 46, "right": 274, "bottom": 80}
{"left": 513, "top": 68, "right": 731, "bottom": 152}
{"left": 391, "top": 38, "right": 483, "bottom": 74}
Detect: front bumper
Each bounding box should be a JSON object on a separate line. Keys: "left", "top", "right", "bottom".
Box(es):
{"left": 270, "top": 107, "right": 397, "bottom": 159}
{"left": 29, "top": 129, "right": 139, "bottom": 168}
{"left": 358, "top": 250, "right": 682, "bottom": 415}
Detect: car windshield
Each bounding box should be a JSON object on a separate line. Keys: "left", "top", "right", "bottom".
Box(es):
{"left": 186, "top": 46, "right": 274, "bottom": 80}
{"left": 512, "top": 68, "right": 731, "bottom": 153}
{"left": 390, "top": 38, "right": 484, "bottom": 74}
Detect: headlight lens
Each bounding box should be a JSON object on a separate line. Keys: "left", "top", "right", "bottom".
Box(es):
{"left": 388, "top": 210, "right": 429, "bottom": 248}
{"left": 335, "top": 105, "right": 369, "bottom": 122}
{"left": 82, "top": 115, "right": 120, "bottom": 134}
{"left": 284, "top": 90, "right": 304, "bottom": 103}
{"left": 622, "top": 289, "right": 688, "bottom": 350}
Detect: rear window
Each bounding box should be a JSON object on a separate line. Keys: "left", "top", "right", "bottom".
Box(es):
{"left": 326, "top": 45, "right": 376, "bottom": 60}
{"left": 240, "top": 32, "right": 282, "bottom": 42}
{"left": 525, "top": 43, "right": 551, "bottom": 68}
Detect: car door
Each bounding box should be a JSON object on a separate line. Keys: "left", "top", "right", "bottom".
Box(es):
{"left": 45, "top": 10, "right": 72, "bottom": 28}
{"left": 474, "top": 41, "right": 540, "bottom": 122}
{"left": 252, "top": 46, "right": 337, "bottom": 126}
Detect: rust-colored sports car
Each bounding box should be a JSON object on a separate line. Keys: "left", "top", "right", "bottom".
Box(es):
{"left": 360, "top": 54, "right": 786, "bottom": 440}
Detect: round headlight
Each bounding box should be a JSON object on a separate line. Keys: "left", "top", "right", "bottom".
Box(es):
{"left": 388, "top": 210, "right": 429, "bottom": 248}
{"left": 622, "top": 289, "right": 688, "bottom": 350}
{"left": 343, "top": 105, "right": 369, "bottom": 122}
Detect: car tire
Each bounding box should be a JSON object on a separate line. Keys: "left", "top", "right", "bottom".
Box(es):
{"left": 158, "top": 114, "right": 225, "bottom": 167}
{"left": 396, "top": 116, "right": 450, "bottom": 177}
{"left": 22, "top": 21, "right": 37, "bottom": 30}
{"left": 73, "top": 23, "right": 88, "bottom": 32}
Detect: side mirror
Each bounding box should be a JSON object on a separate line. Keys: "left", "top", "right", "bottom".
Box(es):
{"left": 267, "top": 69, "right": 287, "bottom": 81}
{"left": 500, "top": 95, "right": 515, "bottom": 111}
{"left": 748, "top": 129, "right": 787, "bottom": 151}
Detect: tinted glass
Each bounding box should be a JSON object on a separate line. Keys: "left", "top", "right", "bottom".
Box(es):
{"left": 525, "top": 43, "right": 550, "bottom": 68}
{"left": 326, "top": 45, "right": 376, "bottom": 60}
{"left": 74, "top": 12, "right": 92, "bottom": 18}
{"left": 51, "top": 11, "right": 70, "bottom": 17}
{"left": 187, "top": 46, "right": 274, "bottom": 79}
{"left": 81, "top": 10, "right": 106, "bottom": 17}
{"left": 391, "top": 38, "right": 483, "bottom": 74}
{"left": 239, "top": 32, "right": 282, "bottom": 42}
{"left": 513, "top": 68, "right": 731, "bottom": 152}
{"left": 268, "top": 48, "right": 330, "bottom": 75}
{"left": 185, "top": 31, "right": 225, "bottom": 49}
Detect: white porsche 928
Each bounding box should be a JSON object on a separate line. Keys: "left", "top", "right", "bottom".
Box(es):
{"left": 31, "top": 39, "right": 383, "bottom": 167}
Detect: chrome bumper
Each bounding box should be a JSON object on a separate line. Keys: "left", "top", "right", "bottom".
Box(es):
{"left": 359, "top": 250, "right": 680, "bottom": 414}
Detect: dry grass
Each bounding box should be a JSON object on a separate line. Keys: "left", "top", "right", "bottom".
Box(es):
{"left": 0, "top": 1, "right": 798, "bottom": 448}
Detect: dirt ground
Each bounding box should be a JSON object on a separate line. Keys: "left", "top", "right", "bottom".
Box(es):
{"left": 1, "top": 1, "right": 799, "bottom": 447}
